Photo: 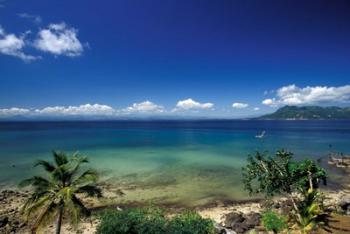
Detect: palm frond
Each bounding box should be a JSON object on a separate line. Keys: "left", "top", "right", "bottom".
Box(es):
{"left": 73, "top": 169, "right": 99, "bottom": 186}
{"left": 23, "top": 194, "right": 53, "bottom": 219}
{"left": 64, "top": 154, "right": 89, "bottom": 183}
{"left": 64, "top": 194, "right": 91, "bottom": 227}
{"left": 19, "top": 176, "right": 50, "bottom": 188}
{"left": 71, "top": 195, "right": 90, "bottom": 216}
{"left": 72, "top": 152, "right": 89, "bottom": 163}
{"left": 34, "top": 160, "right": 56, "bottom": 172}
{"left": 53, "top": 150, "right": 69, "bottom": 166}
{"left": 21, "top": 150, "right": 101, "bottom": 233}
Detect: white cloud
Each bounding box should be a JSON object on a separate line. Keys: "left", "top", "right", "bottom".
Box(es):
{"left": 173, "top": 98, "right": 214, "bottom": 111}
{"left": 34, "top": 22, "right": 84, "bottom": 56}
{"left": 262, "top": 98, "right": 277, "bottom": 106}
{"left": 17, "top": 13, "right": 42, "bottom": 24}
{"left": 262, "top": 84, "right": 350, "bottom": 106}
{"left": 35, "top": 104, "right": 115, "bottom": 116}
{"left": 254, "top": 107, "right": 260, "bottom": 111}
{"left": 0, "top": 107, "right": 30, "bottom": 117}
{"left": 232, "top": 102, "right": 249, "bottom": 109}
{"left": 0, "top": 25, "right": 39, "bottom": 62}
{"left": 123, "top": 101, "right": 164, "bottom": 113}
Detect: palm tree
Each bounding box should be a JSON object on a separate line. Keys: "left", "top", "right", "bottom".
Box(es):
{"left": 19, "top": 151, "right": 102, "bottom": 234}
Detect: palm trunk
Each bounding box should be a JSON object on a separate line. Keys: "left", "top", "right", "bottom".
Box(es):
{"left": 55, "top": 205, "right": 63, "bottom": 234}
{"left": 307, "top": 170, "right": 313, "bottom": 190}
{"left": 290, "top": 195, "right": 303, "bottom": 224}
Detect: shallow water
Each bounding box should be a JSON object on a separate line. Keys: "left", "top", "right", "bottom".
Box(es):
{"left": 0, "top": 120, "right": 349, "bottom": 206}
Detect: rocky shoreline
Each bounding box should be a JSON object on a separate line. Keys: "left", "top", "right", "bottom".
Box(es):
{"left": 1, "top": 184, "right": 350, "bottom": 234}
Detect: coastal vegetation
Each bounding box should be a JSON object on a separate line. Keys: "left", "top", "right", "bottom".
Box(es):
{"left": 19, "top": 151, "right": 101, "bottom": 234}
{"left": 96, "top": 207, "right": 214, "bottom": 234}
{"left": 261, "top": 210, "right": 288, "bottom": 233}
{"left": 0, "top": 149, "right": 349, "bottom": 233}
{"left": 258, "top": 105, "right": 350, "bottom": 120}
{"left": 242, "top": 150, "right": 329, "bottom": 233}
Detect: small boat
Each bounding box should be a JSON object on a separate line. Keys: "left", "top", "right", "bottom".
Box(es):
{"left": 255, "top": 131, "right": 266, "bottom": 139}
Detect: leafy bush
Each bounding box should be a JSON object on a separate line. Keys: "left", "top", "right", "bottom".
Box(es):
{"left": 167, "top": 211, "right": 215, "bottom": 234}
{"left": 96, "top": 207, "right": 214, "bottom": 234}
{"left": 242, "top": 150, "right": 329, "bottom": 234}
{"left": 242, "top": 150, "right": 327, "bottom": 197}
{"left": 261, "top": 210, "right": 287, "bottom": 233}
{"left": 96, "top": 207, "right": 167, "bottom": 234}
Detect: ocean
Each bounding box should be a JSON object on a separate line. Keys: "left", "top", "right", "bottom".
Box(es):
{"left": 0, "top": 120, "right": 349, "bottom": 206}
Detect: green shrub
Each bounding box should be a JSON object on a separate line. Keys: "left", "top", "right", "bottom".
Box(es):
{"left": 96, "top": 207, "right": 167, "bottom": 234}
{"left": 261, "top": 210, "right": 287, "bottom": 233}
{"left": 96, "top": 207, "right": 214, "bottom": 234}
{"left": 167, "top": 211, "right": 215, "bottom": 234}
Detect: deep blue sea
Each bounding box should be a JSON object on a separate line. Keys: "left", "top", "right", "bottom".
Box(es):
{"left": 0, "top": 120, "right": 349, "bottom": 206}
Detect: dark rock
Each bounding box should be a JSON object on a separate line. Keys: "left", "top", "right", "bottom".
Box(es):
{"left": 0, "top": 217, "right": 9, "bottom": 228}
{"left": 243, "top": 212, "right": 261, "bottom": 228}
{"left": 13, "top": 220, "right": 19, "bottom": 226}
{"left": 273, "top": 202, "right": 281, "bottom": 209}
{"left": 339, "top": 195, "right": 350, "bottom": 215}
{"left": 222, "top": 212, "right": 260, "bottom": 234}
{"left": 214, "top": 222, "right": 237, "bottom": 234}
{"left": 223, "top": 212, "right": 245, "bottom": 228}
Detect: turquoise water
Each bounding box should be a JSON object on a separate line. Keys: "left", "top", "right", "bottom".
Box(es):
{"left": 0, "top": 120, "right": 349, "bottom": 206}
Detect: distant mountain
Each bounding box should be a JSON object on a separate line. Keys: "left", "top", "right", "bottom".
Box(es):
{"left": 258, "top": 106, "right": 350, "bottom": 120}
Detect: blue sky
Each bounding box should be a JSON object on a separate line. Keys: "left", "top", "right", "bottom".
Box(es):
{"left": 1, "top": 0, "right": 350, "bottom": 118}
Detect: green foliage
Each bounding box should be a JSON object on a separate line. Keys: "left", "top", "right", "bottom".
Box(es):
{"left": 242, "top": 150, "right": 327, "bottom": 197}
{"left": 96, "top": 207, "right": 214, "bottom": 234}
{"left": 96, "top": 207, "right": 167, "bottom": 234}
{"left": 19, "top": 151, "right": 101, "bottom": 233}
{"left": 295, "top": 188, "right": 329, "bottom": 234}
{"left": 290, "top": 159, "right": 327, "bottom": 193}
{"left": 242, "top": 150, "right": 294, "bottom": 197}
{"left": 242, "top": 150, "right": 329, "bottom": 233}
{"left": 167, "top": 211, "right": 215, "bottom": 234}
{"left": 261, "top": 210, "right": 287, "bottom": 233}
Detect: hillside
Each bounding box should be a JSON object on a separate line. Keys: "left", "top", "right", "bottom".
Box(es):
{"left": 258, "top": 106, "right": 350, "bottom": 120}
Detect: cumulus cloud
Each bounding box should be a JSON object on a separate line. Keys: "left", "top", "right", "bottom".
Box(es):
{"left": 0, "top": 107, "right": 30, "bottom": 117}
{"left": 262, "top": 98, "right": 277, "bottom": 106}
{"left": 232, "top": 102, "right": 249, "bottom": 109}
{"left": 173, "top": 98, "right": 214, "bottom": 111}
{"left": 123, "top": 101, "right": 164, "bottom": 113}
{"left": 254, "top": 107, "right": 260, "bottom": 111}
{"left": 262, "top": 84, "right": 350, "bottom": 106}
{"left": 17, "top": 13, "right": 42, "bottom": 24}
{"left": 34, "top": 23, "right": 84, "bottom": 56}
{"left": 35, "top": 104, "right": 115, "bottom": 116}
{"left": 0, "top": 25, "right": 39, "bottom": 61}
